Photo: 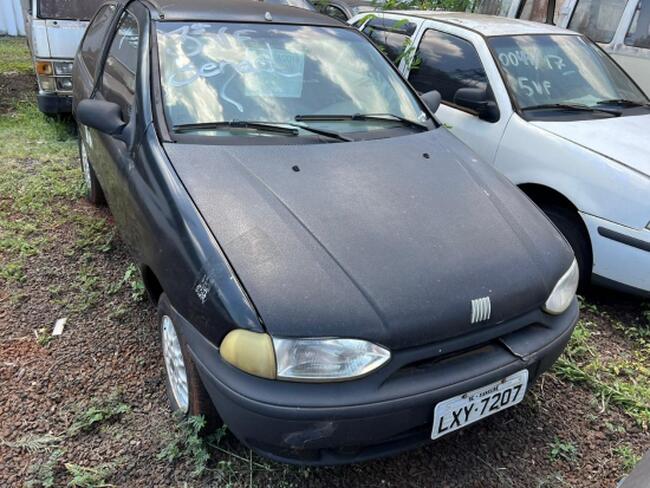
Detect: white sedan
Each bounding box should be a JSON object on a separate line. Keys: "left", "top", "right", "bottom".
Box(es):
{"left": 351, "top": 11, "right": 650, "bottom": 295}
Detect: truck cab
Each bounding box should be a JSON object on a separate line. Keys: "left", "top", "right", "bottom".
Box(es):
{"left": 560, "top": 0, "right": 650, "bottom": 96}
{"left": 20, "top": 0, "right": 104, "bottom": 114}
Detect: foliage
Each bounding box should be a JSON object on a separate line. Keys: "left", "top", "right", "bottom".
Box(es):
{"left": 65, "top": 463, "right": 115, "bottom": 488}
{"left": 554, "top": 310, "right": 650, "bottom": 428}
{"left": 158, "top": 415, "right": 227, "bottom": 478}
{"left": 26, "top": 449, "right": 65, "bottom": 488}
{"left": 614, "top": 444, "right": 641, "bottom": 473}
{"left": 67, "top": 395, "right": 131, "bottom": 436}
{"left": 548, "top": 439, "right": 578, "bottom": 463}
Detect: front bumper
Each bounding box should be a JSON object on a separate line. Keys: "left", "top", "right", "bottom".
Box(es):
{"left": 37, "top": 92, "right": 72, "bottom": 115}
{"left": 173, "top": 301, "right": 579, "bottom": 465}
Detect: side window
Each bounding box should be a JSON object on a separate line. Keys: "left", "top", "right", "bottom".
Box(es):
{"left": 408, "top": 29, "right": 490, "bottom": 106}
{"left": 100, "top": 12, "right": 140, "bottom": 118}
{"left": 568, "top": 0, "right": 627, "bottom": 44}
{"left": 80, "top": 5, "right": 117, "bottom": 78}
{"left": 362, "top": 18, "right": 417, "bottom": 64}
{"left": 323, "top": 5, "right": 348, "bottom": 23}
{"left": 625, "top": 0, "right": 650, "bottom": 49}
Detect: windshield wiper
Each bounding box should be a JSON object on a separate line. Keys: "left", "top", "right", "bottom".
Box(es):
{"left": 521, "top": 103, "right": 621, "bottom": 116}
{"left": 596, "top": 99, "right": 649, "bottom": 108}
{"left": 284, "top": 122, "right": 352, "bottom": 142}
{"left": 173, "top": 121, "right": 300, "bottom": 136}
{"left": 173, "top": 120, "right": 350, "bottom": 142}
{"left": 295, "top": 113, "right": 430, "bottom": 131}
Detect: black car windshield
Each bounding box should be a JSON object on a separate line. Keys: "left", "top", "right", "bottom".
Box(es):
{"left": 156, "top": 22, "right": 429, "bottom": 138}
{"left": 489, "top": 34, "right": 648, "bottom": 114}
{"left": 38, "top": 0, "right": 105, "bottom": 21}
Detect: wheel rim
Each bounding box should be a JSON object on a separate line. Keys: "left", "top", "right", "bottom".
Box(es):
{"left": 161, "top": 315, "right": 189, "bottom": 413}
{"left": 80, "top": 142, "right": 92, "bottom": 191}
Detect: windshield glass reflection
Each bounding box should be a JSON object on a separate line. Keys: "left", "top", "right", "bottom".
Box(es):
{"left": 490, "top": 35, "right": 648, "bottom": 110}
{"left": 156, "top": 22, "right": 427, "bottom": 137}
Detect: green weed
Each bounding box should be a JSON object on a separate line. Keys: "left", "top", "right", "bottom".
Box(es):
{"left": 548, "top": 439, "right": 578, "bottom": 463}
{"left": 26, "top": 449, "right": 65, "bottom": 488}
{"left": 158, "top": 416, "right": 227, "bottom": 478}
{"left": 67, "top": 395, "right": 131, "bottom": 437}
{"left": 614, "top": 444, "right": 641, "bottom": 473}
{"left": 65, "top": 463, "right": 115, "bottom": 488}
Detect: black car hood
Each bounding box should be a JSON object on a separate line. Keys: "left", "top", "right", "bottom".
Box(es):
{"left": 164, "top": 130, "right": 572, "bottom": 349}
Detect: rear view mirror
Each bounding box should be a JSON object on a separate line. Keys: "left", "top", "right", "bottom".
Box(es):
{"left": 454, "top": 87, "right": 500, "bottom": 123}
{"left": 76, "top": 99, "right": 129, "bottom": 142}
{"left": 421, "top": 90, "right": 441, "bottom": 114}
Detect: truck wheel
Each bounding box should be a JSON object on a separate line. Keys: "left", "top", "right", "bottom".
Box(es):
{"left": 541, "top": 204, "right": 592, "bottom": 291}
{"left": 78, "top": 136, "right": 105, "bottom": 205}
{"left": 158, "top": 294, "right": 222, "bottom": 432}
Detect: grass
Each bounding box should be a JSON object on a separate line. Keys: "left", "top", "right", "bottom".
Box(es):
{"left": 0, "top": 36, "right": 32, "bottom": 73}
{"left": 553, "top": 301, "right": 650, "bottom": 428}
{"left": 614, "top": 444, "right": 642, "bottom": 473}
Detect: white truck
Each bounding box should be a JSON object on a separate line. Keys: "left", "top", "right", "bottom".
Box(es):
{"left": 20, "top": 0, "right": 104, "bottom": 114}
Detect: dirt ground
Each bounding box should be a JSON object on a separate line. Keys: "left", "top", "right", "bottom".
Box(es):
{"left": 1, "top": 36, "right": 648, "bottom": 487}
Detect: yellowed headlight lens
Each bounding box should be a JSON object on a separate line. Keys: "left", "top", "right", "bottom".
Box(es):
{"left": 220, "top": 330, "right": 276, "bottom": 379}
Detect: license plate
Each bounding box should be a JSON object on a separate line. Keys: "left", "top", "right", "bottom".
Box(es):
{"left": 431, "top": 370, "right": 528, "bottom": 440}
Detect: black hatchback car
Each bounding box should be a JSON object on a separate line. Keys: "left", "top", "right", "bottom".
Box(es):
{"left": 72, "top": 0, "right": 579, "bottom": 464}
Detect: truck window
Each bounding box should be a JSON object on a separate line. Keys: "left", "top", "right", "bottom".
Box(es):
{"left": 362, "top": 17, "right": 417, "bottom": 65}
{"left": 568, "top": 0, "right": 627, "bottom": 44}
{"left": 408, "top": 29, "right": 490, "bottom": 106}
{"left": 472, "top": 0, "right": 514, "bottom": 16}
{"left": 518, "top": 0, "right": 562, "bottom": 23}
{"left": 38, "top": 0, "right": 106, "bottom": 21}
{"left": 625, "top": 0, "right": 650, "bottom": 48}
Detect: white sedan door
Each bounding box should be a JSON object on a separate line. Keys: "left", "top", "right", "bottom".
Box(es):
{"left": 402, "top": 23, "right": 513, "bottom": 164}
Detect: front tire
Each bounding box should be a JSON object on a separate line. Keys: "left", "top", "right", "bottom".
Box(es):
{"left": 541, "top": 204, "right": 592, "bottom": 291}
{"left": 78, "top": 134, "right": 105, "bottom": 206}
{"left": 158, "top": 294, "right": 222, "bottom": 431}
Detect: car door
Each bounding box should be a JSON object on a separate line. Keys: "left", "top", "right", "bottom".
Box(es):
{"left": 360, "top": 15, "right": 424, "bottom": 68}
{"left": 613, "top": 0, "right": 650, "bottom": 95}
{"left": 404, "top": 25, "right": 513, "bottom": 164}
{"left": 89, "top": 8, "right": 142, "bottom": 248}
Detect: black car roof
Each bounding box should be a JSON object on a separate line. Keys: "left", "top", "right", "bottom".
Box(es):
{"left": 138, "top": 0, "right": 344, "bottom": 25}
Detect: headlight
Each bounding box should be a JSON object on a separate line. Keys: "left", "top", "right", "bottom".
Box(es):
{"left": 38, "top": 77, "right": 55, "bottom": 92}
{"left": 220, "top": 330, "right": 390, "bottom": 382}
{"left": 54, "top": 61, "right": 74, "bottom": 76}
{"left": 56, "top": 77, "right": 73, "bottom": 91}
{"left": 543, "top": 259, "right": 579, "bottom": 315}
{"left": 273, "top": 337, "right": 390, "bottom": 381}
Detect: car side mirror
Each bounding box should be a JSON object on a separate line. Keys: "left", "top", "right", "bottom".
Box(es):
{"left": 454, "top": 87, "right": 500, "bottom": 123}
{"left": 421, "top": 90, "right": 441, "bottom": 114}
{"left": 76, "top": 99, "right": 129, "bottom": 142}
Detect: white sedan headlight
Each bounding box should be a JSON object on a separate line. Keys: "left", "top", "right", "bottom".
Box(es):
{"left": 543, "top": 259, "right": 579, "bottom": 315}
{"left": 220, "top": 330, "right": 390, "bottom": 382}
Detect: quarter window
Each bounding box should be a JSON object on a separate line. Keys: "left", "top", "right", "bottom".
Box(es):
{"left": 625, "top": 0, "right": 650, "bottom": 48}
{"left": 362, "top": 17, "right": 417, "bottom": 65}
{"left": 80, "top": 5, "right": 117, "bottom": 79}
{"left": 568, "top": 0, "right": 627, "bottom": 44}
{"left": 408, "top": 30, "right": 490, "bottom": 106}
{"left": 100, "top": 11, "right": 140, "bottom": 118}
